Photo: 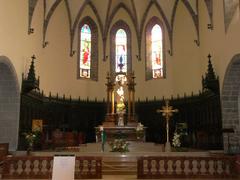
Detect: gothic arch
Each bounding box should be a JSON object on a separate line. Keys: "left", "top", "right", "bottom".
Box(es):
{"left": 222, "top": 54, "right": 240, "bottom": 152}
{"left": 110, "top": 20, "right": 132, "bottom": 78}
{"left": 43, "top": 0, "right": 62, "bottom": 47}
{"left": 69, "top": 1, "right": 103, "bottom": 56}
{"left": 140, "top": 1, "right": 172, "bottom": 56}
{"left": 0, "top": 56, "right": 20, "bottom": 150}
{"left": 104, "top": 3, "right": 138, "bottom": 62}
{"left": 106, "top": 3, "right": 137, "bottom": 37}
{"left": 78, "top": 16, "right": 98, "bottom": 81}
{"left": 145, "top": 16, "right": 166, "bottom": 81}
{"left": 181, "top": 0, "right": 200, "bottom": 45}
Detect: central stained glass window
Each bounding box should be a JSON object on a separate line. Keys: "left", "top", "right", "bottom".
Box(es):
{"left": 115, "top": 29, "right": 127, "bottom": 73}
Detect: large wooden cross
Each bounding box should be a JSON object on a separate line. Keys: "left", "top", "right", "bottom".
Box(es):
{"left": 157, "top": 100, "right": 178, "bottom": 151}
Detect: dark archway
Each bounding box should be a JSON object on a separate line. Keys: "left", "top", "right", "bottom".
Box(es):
{"left": 0, "top": 56, "right": 20, "bottom": 150}
{"left": 222, "top": 54, "right": 240, "bottom": 152}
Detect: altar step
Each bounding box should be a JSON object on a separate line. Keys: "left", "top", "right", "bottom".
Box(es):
{"left": 79, "top": 142, "right": 164, "bottom": 153}
{"left": 78, "top": 142, "right": 163, "bottom": 175}
{"left": 102, "top": 156, "right": 137, "bottom": 175}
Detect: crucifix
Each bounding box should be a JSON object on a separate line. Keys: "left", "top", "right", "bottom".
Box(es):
{"left": 157, "top": 100, "right": 178, "bottom": 152}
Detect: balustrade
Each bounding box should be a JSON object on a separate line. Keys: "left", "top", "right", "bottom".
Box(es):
{"left": 137, "top": 156, "right": 237, "bottom": 179}
{"left": 2, "top": 156, "right": 102, "bottom": 179}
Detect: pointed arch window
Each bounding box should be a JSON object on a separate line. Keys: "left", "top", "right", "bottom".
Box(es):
{"left": 146, "top": 17, "right": 165, "bottom": 80}
{"left": 115, "top": 29, "right": 127, "bottom": 73}
{"left": 80, "top": 24, "right": 91, "bottom": 78}
{"left": 110, "top": 20, "right": 132, "bottom": 78}
{"left": 78, "top": 17, "right": 98, "bottom": 81}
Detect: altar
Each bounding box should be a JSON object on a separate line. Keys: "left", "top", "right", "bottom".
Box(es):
{"left": 96, "top": 71, "right": 146, "bottom": 143}
{"left": 95, "top": 126, "right": 146, "bottom": 142}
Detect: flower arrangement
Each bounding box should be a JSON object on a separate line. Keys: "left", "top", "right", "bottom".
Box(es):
{"left": 136, "top": 122, "right": 144, "bottom": 139}
{"left": 23, "top": 131, "right": 40, "bottom": 151}
{"left": 116, "top": 102, "right": 125, "bottom": 112}
{"left": 109, "top": 139, "right": 129, "bottom": 153}
{"left": 172, "top": 132, "right": 181, "bottom": 147}
{"left": 23, "top": 132, "right": 36, "bottom": 145}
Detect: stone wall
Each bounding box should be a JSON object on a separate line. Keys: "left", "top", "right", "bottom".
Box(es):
{"left": 0, "top": 57, "right": 20, "bottom": 151}
{"left": 222, "top": 54, "right": 240, "bottom": 153}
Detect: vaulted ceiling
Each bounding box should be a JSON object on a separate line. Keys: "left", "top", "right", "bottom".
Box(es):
{"left": 28, "top": 0, "right": 239, "bottom": 58}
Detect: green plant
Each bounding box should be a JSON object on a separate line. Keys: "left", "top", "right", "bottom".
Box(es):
{"left": 136, "top": 123, "right": 144, "bottom": 139}
{"left": 172, "top": 132, "right": 181, "bottom": 147}
{"left": 23, "top": 131, "right": 41, "bottom": 150}
{"left": 109, "top": 139, "right": 129, "bottom": 153}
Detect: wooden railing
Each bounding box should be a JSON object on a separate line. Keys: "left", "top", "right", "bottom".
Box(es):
{"left": 137, "top": 156, "right": 237, "bottom": 179}
{"left": 2, "top": 156, "right": 102, "bottom": 179}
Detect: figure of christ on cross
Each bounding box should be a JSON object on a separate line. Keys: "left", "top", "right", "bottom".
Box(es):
{"left": 157, "top": 100, "right": 178, "bottom": 152}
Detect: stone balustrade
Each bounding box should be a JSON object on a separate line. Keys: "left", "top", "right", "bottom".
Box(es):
{"left": 137, "top": 155, "right": 237, "bottom": 179}
{"left": 1, "top": 156, "right": 102, "bottom": 179}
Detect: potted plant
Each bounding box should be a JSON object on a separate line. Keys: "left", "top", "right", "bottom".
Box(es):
{"left": 172, "top": 132, "right": 181, "bottom": 151}
{"left": 23, "top": 131, "right": 40, "bottom": 154}
{"left": 109, "top": 139, "right": 129, "bottom": 153}
{"left": 136, "top": 122, "right": 144, "bottom": 140}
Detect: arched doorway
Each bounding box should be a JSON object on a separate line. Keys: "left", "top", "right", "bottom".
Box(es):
{"left": 0, "top": 56, "right": 20, "bottom": 151}
{"left": 222, "top": 54, "right": 240, "bottom": 153}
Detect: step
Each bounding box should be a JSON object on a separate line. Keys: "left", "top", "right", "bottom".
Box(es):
{"left": 102, "top": 155, "right": 137, "bottom": 175}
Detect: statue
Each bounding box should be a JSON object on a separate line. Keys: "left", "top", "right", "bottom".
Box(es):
{"left": 115, "top": 74, "right": 127, "bottom": 126}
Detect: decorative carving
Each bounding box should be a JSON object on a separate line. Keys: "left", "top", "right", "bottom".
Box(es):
{"left": 207, "top": 23, "right": 213, "bottom": 30}
{"left": 42, "top": 0, "right": 62, "bottom": 49}
{"left": 22, "top": 55, "right": 39, "bottom": 94}
{"left": 104, "top": 71, "right": 137, "bottom": 126}
{"left": 204, "top": 0, "right": 213, "bottom": 28}
{"left": 202, "top": 54, "right": 219, "bottom": 94}
{"left": 42, "top": 41, "right": 49, "bottom": 48}
{"left": 182, "top": 0, "right": 200, "bottom": 46}
{"left": 194, "top": 39, "right": 200, "bottom": 46}
{"left": 70, "top": 50, "right": 75, "bottom": 57}
{"left": 28, "top": 0, "right": 38, "bottom": 35}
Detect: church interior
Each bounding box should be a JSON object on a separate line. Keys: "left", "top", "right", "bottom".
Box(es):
{"left": 0, "top": 0, "right": 240, "bottom": 179}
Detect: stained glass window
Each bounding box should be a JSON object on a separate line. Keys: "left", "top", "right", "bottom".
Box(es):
{"left": 115, "top": 29, "right": 127, "bottom": 73}
{"left": 80, "top": 24, "right": 91, "bottom": 78}
{"left": 151, "top": 24, "right": 163, "bottom": 78}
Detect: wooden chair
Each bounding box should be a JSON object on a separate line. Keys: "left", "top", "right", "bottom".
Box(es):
{"left": 0, "top": 143, "right": 8, "bottom": 157}
{"left": 52, "top": 129, "right": 65, "bottom": 148}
